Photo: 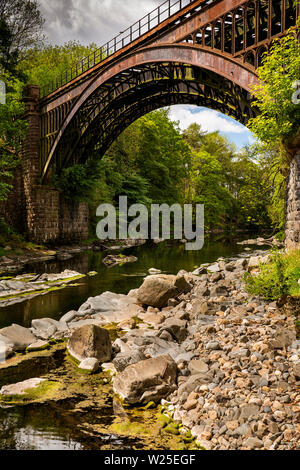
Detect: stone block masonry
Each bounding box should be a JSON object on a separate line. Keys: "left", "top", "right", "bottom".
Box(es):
{"left": 0, "top": 85, "right": 89, "bottom": 244}
{"left": 25, "top": 185, "right": 89, "bottom": 244}
{"left": 286, "top": 144, "right": 300, "bottom": 250}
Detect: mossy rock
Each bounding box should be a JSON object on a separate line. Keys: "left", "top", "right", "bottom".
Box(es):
{"left": 26, "top": 343, "right": 50, "bottom": 353}
{"left": 144, "top": 401, "right": 156, "bottom": 410}
{"left": 164, "top": 422, "right": 180, "bottom": 436}
{"left": 158, "top": 413, "right": 171, "bottom": 428}
{"left": 111, "top": 420, "right": 152, "bottom": 437}
{"left": 0, "top": 380, "right": 61, "bottom": 404}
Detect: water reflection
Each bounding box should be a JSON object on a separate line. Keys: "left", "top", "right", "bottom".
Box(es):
{"left": 0, "top": 237, "right": 251, "bottom": 329}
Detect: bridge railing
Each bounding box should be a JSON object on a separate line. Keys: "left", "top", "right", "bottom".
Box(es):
{"left": 41, "top": 0, "right": 199, "bottom": 98}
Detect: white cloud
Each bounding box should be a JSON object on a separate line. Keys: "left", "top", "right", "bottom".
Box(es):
{"left": 39, "top": 0, "right": 162, "bottom": 45}
{"left": 168, "top": 105, "right": 247, "bottom": 135}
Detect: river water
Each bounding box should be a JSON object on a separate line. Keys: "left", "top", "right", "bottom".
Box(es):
{"left": 0, "top": 235, "right": 264, "bottom": 450}
{"left": 0, "top": 236, "right": 253, "bottom": 330}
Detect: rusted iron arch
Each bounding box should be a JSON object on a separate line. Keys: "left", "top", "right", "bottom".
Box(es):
{"left": 64, "top": 75, "right": 251, "bottom": 171}
{"left": 78, "top": 79, "right": 251, "bottom": 156}
{"left": 40, "top": 44, "right": 258, "bottom": 182}
{"left": 244, "top": 49, "right": 255, "bottom": 66}
{"left": 256, "top": 43, "right": 268, "bottom": 67}
{"left": 53, "top": 75, "right": 252, "bottom": 175}
{"left": 75, "top": 89, "right": 252, "bottom": 167}
{"left": 51, "top": 71, "right": 252, "bottom": 174}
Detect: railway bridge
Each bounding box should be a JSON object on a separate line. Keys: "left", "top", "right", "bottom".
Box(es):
{"left": 6, "top": 0, "right": 299, "bottom": 245}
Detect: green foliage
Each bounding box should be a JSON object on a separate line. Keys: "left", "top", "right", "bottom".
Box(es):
{"left": 0, "top": 73, "right": 26, "bottom": 201}
{"left": 19, "top": 41, "right": 98, "bottom": 91}
{"left": 189, "top": 149, "right": 234, "bottom": 229}
{"left": 184, "top": 128, "right": 272, "bottom": 231}
{"left": 0, "top": 0, "right": 44, "bottom": 203}
{"left": 244, "top": 250, "right": 300, "bottom": 300}
{"left": 53, "top": 160, "right": 101, "bottom": 201}
{"left": 248, "top": 22, "right": 300, "bottom": 145}
{"left": 135, "top": 109, "right": 191, "bottom": 205}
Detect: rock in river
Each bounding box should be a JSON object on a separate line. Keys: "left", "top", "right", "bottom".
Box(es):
{"left": 102, "top": 254, "right": 138, "bottom": 268}
{"left": 113, "top": 354, "right": 177, "bottom": 405}
{"left": 137, "top": 274, "right": 192, "bottom": 308}
{"left": 0, "top": 324, "right": 37, "bottom": 352}
{"left": 78, "top": 358, "right": 100, "bottom": 373}
{"left": 67, "top": 324, "right": 112, "bottom": 364}
{"left": 0, "top": 378, "right": 46, "bottom": 396}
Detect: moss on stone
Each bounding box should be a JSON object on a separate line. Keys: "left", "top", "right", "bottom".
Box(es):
{"left": 144, "top": 401, "right": 156, "bottom": 410}
{"left": 158, "top": 413, "right": 172, "bottom": 428}
{"left": 0, "top": 380, "right": 61, "bottom": 404}
{"left": 0, "top": 275, "right": 86, "bottom": 302}
{"left": 26, "top": 344, "right": 50, "bottom": 353}
{"left": 111, "top": 420, "right": 152, "bottom": 437}
{"left": 164, "top": 422, "right": 180, "bottom": 436}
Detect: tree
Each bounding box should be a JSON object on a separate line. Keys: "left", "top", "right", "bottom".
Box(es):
{"left": 188, "top": 150, "right": 235, "bottom": 229}
{"left": 136, "top": 110, "right": 191, "bottom": 204}
{"left": 0, "top": 0, "right": 44, "bottom": 75}
{"left": 0, "top": 85, "right": 26, "bottom": 201}
{"left": 19, "top": 41, "right": 98, "bottom": 91}
{"left": 182, "top": 123, "right": 206, "bottom": 152}
{"left": 230, "top": 148, "right": 272, "bottom": 230}
{"left": 0, "top": 1, "right": 44, "bottom": 203}
{"left": 248, "top": 21, "right": 300, "bottom": 146}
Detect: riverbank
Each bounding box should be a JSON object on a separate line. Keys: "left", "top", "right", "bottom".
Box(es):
{"left": 0, "top": 247, "right": 299, "bottom": 450}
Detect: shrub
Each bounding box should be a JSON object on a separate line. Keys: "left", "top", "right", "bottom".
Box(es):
{"left": 244, "top": 250, "right": 300, "bottom": 300}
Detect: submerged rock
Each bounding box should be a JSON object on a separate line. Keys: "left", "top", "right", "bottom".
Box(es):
{"left": 68, "top": 324, "right": 112, "bottom": 363}
{"left": 148, "top": 268, "right": 162, "bottom": 275}
{"left": 113, "top": 354, "right": 177, "bottom": 404}
{"left": 102, "top": 254, "right": 138, "bottom": 268}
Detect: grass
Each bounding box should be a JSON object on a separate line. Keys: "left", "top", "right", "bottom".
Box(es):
{"left": 244, "top": 249, "right": 300, "bottom": 301}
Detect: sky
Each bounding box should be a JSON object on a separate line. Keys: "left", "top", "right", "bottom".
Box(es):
{"left": 38, "top": 0, "right": 255, "bottom": 149}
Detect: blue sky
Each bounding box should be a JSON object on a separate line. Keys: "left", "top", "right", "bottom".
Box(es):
{"left": 38, "top": 0, "right": 255, "bottom": 149}
{"left": 168, "top": 105, "right": 255, "bottom": 149}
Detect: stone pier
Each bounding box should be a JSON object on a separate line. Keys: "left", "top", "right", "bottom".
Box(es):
{"left": 285, "top": 135, "right": 300, "bottom": 251}
{"left": 1, "top": 85, "right": 89, "bottom": 244}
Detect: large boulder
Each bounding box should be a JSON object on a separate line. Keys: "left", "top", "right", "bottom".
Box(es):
{"left": 67, "top": 324, "right": 112, "bottom": 363}
{"left": 31, "top": 319, "right": 57, "bottom": 340}
{"left": 137, "top": 275, "right": 191, "bottom": 308}
{"left": 113, "top": 354, "right": 177, "bottom": 404}
{"left": 0, "top": 324, "right": 36, "bottom": 352}
{"left": 77, "top": 291, "right": 141, "bottom": 323}
{"left": 0, "top": 335, "right": 14, "bottom": 361}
